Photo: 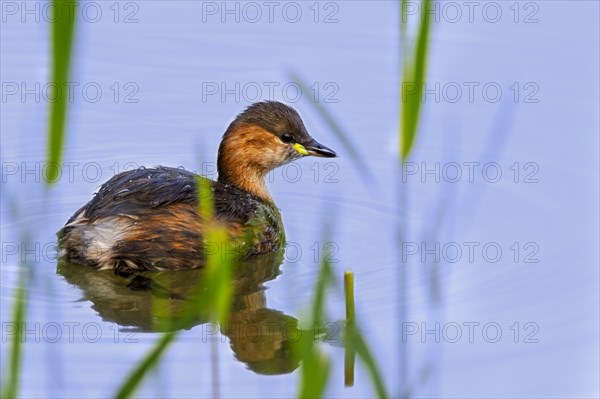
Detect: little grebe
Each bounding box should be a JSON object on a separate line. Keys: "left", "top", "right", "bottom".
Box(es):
{"left": 58, "top": 101, "right": 336, "bottom": 272}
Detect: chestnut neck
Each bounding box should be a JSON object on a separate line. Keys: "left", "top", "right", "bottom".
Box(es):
{"left": 218, "top": 166, "right": 272, "bottom": 204}
{"left": 217, "top": 128, "right": 274, "bottom": 204}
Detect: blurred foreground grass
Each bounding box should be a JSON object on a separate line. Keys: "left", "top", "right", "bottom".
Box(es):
{"left": 46, "top": 0, "right": 77, "bottom": 183}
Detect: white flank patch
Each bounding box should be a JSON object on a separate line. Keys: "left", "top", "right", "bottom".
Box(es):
{"left": 82, "top": 217, "right": 131, "bottom": 269}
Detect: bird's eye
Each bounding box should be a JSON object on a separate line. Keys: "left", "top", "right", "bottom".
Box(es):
{"left": 281, "top": 133, "right": 294, "bottom": 143}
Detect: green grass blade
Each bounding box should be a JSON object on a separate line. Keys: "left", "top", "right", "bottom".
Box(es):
{"left": 347, "top": 325, "right": 389, "bottom": 399}
{"left": 289, "top": 71, "right": 376, "bottom": 186}
{"left": 47, "top": 0, "right": 77, "bottom": 184}
{"left": 196, "top": 176, "right": 214, "bottom": 220}
{"left": 1, "top": 272, "right": 27, "bottom": 399}
{"left": 202, "top": 228, "right": 234, "bottom": 323}
{"left": 311, "top": 259, "right": 332, "bottom": 327}
{"left": 296, "top": 228, "right": 336, "bottom": 398}
{"left": 344, "top": 271, "right": 355, "bottom": 323}
{"left": 114, "top": 331, "right": 177, "bottom": 399}
{"left": 344, "top": 271, "right": 356, "bottom": 387}
{"left": 400, "top": 0, "right": 432, "bottom": 161}
{"left": 298, "top": 349, "right": 331, "bottom": 399}
{"left": 196, "top": 175, "right": 234, "bottom": 324}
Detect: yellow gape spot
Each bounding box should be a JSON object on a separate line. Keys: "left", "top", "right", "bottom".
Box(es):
{"left": 293, "top": 143, "right": 309, "bottom": 156}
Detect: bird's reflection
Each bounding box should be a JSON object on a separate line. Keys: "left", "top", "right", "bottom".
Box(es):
{"left": 57, "top": 249, "right": 308, "bottom": 375}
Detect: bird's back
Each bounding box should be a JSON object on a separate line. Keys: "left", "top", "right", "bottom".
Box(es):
{"left": 58, "top": 166, "right": 284, "bottom": 271}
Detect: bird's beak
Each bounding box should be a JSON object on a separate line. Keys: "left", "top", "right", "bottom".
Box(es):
{"left": 294, "top": 138, "right": 337, "bottom": 158}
